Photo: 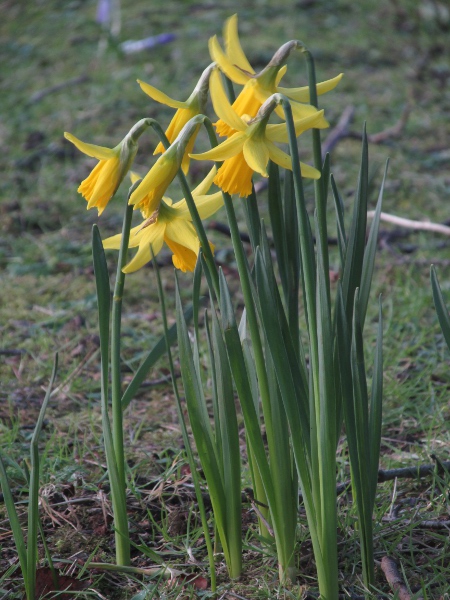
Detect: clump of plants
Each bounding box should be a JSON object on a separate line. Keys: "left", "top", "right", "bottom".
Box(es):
{"left": 3, "top": 14, "right": 393, "bottom": 600}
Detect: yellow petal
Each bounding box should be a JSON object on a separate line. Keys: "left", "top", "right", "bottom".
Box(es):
{"left": 210, "top": 69, "right": 247, "bottom": 133}
{"left": 174, "top": 191, "right": 224, "bottom": 220}
{"left": 165, "top": 219, "right": 199, "bottom": 254}
{"left": 266, "top": 141, "right": 292, "bottom": 170}
{"left": 137, "top": 80, "right": 188, "bottom": 109}
{"left": 277, "top": 73, "right": 344, "bottom": 103}
{"left": 275, "top": 65, "right": 287, "bottom": 87}
{"left": 208, "top": 35, "right": 250, "bottom": 86}
{"left": 299, "top": 162, "right": 321, "bottom": 179}
{"left": 103, "top": 224, "right": 145, "bottom": 250}
{"left": 64, "top": 132, "right": 117, "bottom": 160}
{"left": 191, "top": 166, "right": 217, "bottom": 197}
{"left": 224, "top": 14, "right": 255, "bottom": 75}
{"left": 266, "top": 109, "right": 326, "bottom": 143}
{"left": 122, "top": 222, "right": 166, "bottom": 273}
{"left": 130, "top": 171, "right": 142, "bottom": 185}
{"left": 266, "top": 141, "right": 320, "bottom": 179}
{"left": 242, "top": 138, "right": 269, "bottom": 177}
{"left": 190, "top": 131, "right": 246, "bottom": 162}
{"left": 129, "top": 154, "right": 176, "bottom": 207}
{"left": 194, "top": 192, "right": 224, "bottom": 219}
{"left": 181, "top": 126, "right": 198, "bottom": 175}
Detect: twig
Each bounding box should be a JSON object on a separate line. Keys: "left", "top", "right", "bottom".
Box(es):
{"left": 380, "top": 556, "right": 417, "bottom": 600}
{"left": 367, "top": 210, "right": 450, "bottom": 236}
{"left": 322, "top": 105, "right": 355, "bottom": 158}
{"left": 29, "top": 75, "right": 89, "bottom": 104}
{"left": 348, "top": 104, "right": 411, "bottom": 144}
{"left": 377, "top": 459, "right": 450, "bottom": 482}
{"left": 382, "top": 518, "right": 450, "bottom": 529}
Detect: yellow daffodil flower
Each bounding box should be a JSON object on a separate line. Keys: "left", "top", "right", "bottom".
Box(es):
{"left": 103, "top": 167, "right": 222, "bottom": 273}
{"left": 128, "top": 115, "right": 204, "bottom": 219}
{"left": 64, "top": 119, "right": 151, "bottom": 215}
{"left": 190, "top": 69, "right": 322, "bottom": 197}
{"left": 209, "top": 14, "right": 343, "bottom": 137}
{"left": 138, "top": 63, "right": 214, "bottom": 174}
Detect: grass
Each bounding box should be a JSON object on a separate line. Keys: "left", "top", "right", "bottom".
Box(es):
{"left": 1, "top": 0, "right": 450, "bottom": 597}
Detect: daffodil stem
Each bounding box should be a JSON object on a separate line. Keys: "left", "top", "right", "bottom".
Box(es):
{"left": 303, "top": 48, "right": 331, "bottom": 305}
{"left": 279, "top": 95, "right": 339, "bottom": 600}
{"left": 153, "top": 260, "right": 217, "bottom": 593}
{"left": 110, "top": 200, "right": 134, "bottom": 566}
{"left": 146, "top": 119, "right": 220, "bottom": 297}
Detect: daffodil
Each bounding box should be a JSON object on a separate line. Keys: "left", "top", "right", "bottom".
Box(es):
{"left": 128, "top": 114, "right": 204, "bottom": 219}
{"left": 103, "top": 167, "right": 222, "bottom": 273}
{"left": 138, "top": 64, "right": 214, "bottom": 174}
{"left": 190, "top": 69, "right": 322, "bottom": 197}
{"left": 64, "top": 119, "right": 151, "bottom": 215}
{"left": 209, "top": 14, "right": 343, "bottom": 137}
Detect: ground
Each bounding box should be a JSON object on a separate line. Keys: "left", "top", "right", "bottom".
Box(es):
{"left": 1, "top": 0, "right": 450, "bottom": 598}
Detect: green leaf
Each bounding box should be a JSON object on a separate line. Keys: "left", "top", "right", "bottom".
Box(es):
{"left": 431, "top": 265, "right": 450, "bottom": 352}
{"left": 369, "top": 297, "right": 383, "bottom": 505}
{"left": 331, "top": 174, "right": 347, "bottom": 268}
{"left": 340, "top": 125, "right": 369, "bottom": 322}
{"left": 359, "top": 160, "right": 389, "bottom": 327}
{"left": 0, "top": 456, "right": 28, "bottom": 585}
{"left": 27, "top": 354, "right": 58, "bottom": 600}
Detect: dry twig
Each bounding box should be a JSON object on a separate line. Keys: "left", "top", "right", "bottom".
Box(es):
{"left": 380, "top": 556, "right": 418, "bottom": 600}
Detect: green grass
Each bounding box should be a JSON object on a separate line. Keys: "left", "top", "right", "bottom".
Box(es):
{"left": 1, "top": 0, "right": 450, "bottom": 597}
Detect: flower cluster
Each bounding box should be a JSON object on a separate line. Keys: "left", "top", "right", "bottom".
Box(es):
{"left": 65, "top": 15, "right": 342, "bottom": 272}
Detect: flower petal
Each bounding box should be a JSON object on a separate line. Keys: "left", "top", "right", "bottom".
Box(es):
{"left": 275, "top": 65, "right": 287, "bottom": 87}
{"left": 191, "top": 166, "right": 217, "bottom": 197}
{"left": 267, "top": 141, "right": 320, "bottom": 179}
{"left": 266, "top": 109, "right": 326, "bottom": 143}
{"left": 190, "top": 131, "right": 246, "bottom": 162}
{"left": 209, "top": 35, "right": 250, "bottom": 86}
{"left": 165, "top": 219, "right": 199, "bottom": 254}
{"left": 194, "top": 192, "right": 224, "bottom": 219}
{"left": 64, "top": 132, "right": 117, "bottom": 160}
{"left": 224, "top": 14, "right": 255, "bottom": 75}
{"left": 103, "top": 224, "right": 145, "bottom": 250}
{"left": 277, "top": 73, "right": 344, "bottom": 103}
{"left": 137, "top": 80, "right": 188, "bottom": 109}
{"left": 129, "top": 153, "right": 177, "bottom": 207}
{"left": 122, "top": 222, "right": 165, "bottom": 273}
{"left": 243, "top": 138, "right": 269, "bottom": 177}
{"left": 210, "top": 69, "right": 247, "bottom": 133}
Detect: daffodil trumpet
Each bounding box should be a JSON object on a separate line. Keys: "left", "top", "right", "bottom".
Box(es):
{"left": 64, "top": 118, "right": 154, "bottom": 215}
{"left": 138, "top": 63, "right": 215, "bottom": 173}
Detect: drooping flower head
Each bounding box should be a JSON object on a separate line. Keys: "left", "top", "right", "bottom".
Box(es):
{"left": 103, "top": 167, "right": 222, "bottom": 273}
{"left": 128, "top": 114, "right": 205, "bottom": 220}
{"left": 209, "top": 14, "right": 343, "bottom": 137}
{"left": 138, "top": 63, "right": 214, "bottom": 174}
{"left": 190, "top": 69, "right": 323, "bottom": 197}
{"left": 64, "top": 119, "right": 151, "bottom": 215}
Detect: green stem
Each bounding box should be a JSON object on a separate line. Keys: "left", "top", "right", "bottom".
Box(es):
{"left": 303, "top": 47, "right": 330, "bottom": 306}
{"left": 110, "top": 197, "right": 134, "bottom": 566}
